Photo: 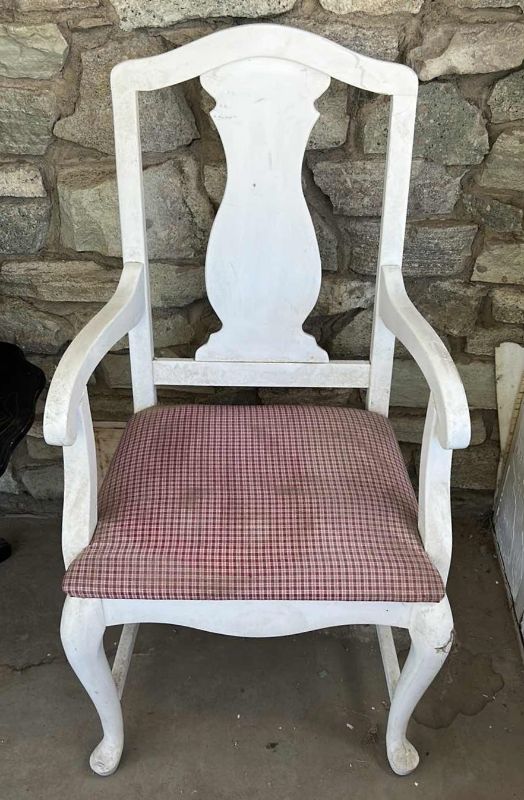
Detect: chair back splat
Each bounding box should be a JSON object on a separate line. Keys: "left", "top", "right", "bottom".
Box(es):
{"left": 110, "top": 23, "right": 418, "bottom": 413}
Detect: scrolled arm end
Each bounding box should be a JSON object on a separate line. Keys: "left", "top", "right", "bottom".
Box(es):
{"left": 433, "top": 367, "right": 471, "bottom": 451}
{"left": 43, "top": 261, "right": 145, "bottom": 449}
{"left": 43, "top": 375, "right": 79, "bottom": 448}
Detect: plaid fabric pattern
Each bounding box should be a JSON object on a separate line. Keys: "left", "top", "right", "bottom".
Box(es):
{"left": 63, "top": 404, "right": 444, "bottom": 603}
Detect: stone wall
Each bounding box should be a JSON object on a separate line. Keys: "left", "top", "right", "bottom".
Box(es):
{"left": 1, "top": 0, "right": 523, "bottom": 511}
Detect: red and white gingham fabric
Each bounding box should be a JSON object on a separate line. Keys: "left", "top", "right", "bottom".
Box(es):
{"left": 63, "top": 404, "right": 444, "bottom": 603}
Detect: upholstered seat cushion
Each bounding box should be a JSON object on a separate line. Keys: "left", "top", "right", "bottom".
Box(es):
{"left": 63, "top": 404, "right": 444, "bottom": 603}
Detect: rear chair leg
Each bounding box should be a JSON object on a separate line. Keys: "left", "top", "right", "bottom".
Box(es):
{"left": 386, "top": 598, "right": 453, "bottom": 776}
{"left": 376, "top": 624, "right": 401, "bottom": 700}
{"left": 112, "top": 623, "right": 139, "bottom": 699}
{"left": 61, "top": 596, "right": 124, "bottom": 776}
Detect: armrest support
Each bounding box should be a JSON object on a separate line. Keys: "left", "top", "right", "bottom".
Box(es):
{"left": 379, "top": 265, "right": 471, "bottom": 450}
{"left": 44, "top": 261, "right": 146, "bottom": 447}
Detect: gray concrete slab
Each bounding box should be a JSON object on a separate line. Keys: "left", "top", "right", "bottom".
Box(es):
{"left": 0, "top": 512, "right": 523, "bottom": 799}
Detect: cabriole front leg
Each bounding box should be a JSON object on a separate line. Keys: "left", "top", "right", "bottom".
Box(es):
{"left": 386, "top": 597, "right": 454, "bottom": 775}
{"left": 61, "top": 596, "right": 124, "bottom": 776}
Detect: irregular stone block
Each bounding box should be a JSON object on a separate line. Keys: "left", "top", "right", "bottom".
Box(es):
{"left": 27, "top": 354, "right": 61, "bottom": 386}
{"left": 489, "top": 69, "right": 524, "bottom": 123}
{"left": 491, "top": 288, "right": 524, "bottom": 325}
{"left": 0, "top": 23, "right": 68, "bottom": 79}
{"left": 28, "top": 420, "right": 44, "bottom": 438}
{"left": 450, "top": 443, "right": 499, "bottom": 491}
{"left": 390, "top": 358, "right": 496, "bottom": 409}
{"left": 55, "top": 301, "right": 101, "bottom": 337}
{"left": 99, "top": 353, "right": 131, "bottom": 388}
{"left": 203, "top": 162, "right": 226, "bottom": 206}
{"left": 312, "top": 210, "right": 339, "bottom": 273}
{"left": 149, "top": 263, "right": 206, "bottom": 307}
{"left": 89, "top": 392, "right": 134, "bottom": 422}
{"left": 361, "top": 83, "right": 488, "bottom": 166}
{"left": 319, "top": 0, "right": 422, "bottom": 12}
{"left": 330, "top": 308, "right": 409, "bottom": 359}
{"left": 149, "top": 309, "right": 194, "bottom": 349}
{"left": 58, "top": 168, "right": 119, "bottom": 256}
{"left": 20, "top": 463, "right": 64, "bottom": 500}
{"left": 258, "top": 387, "right": 356, "bottom": 406}
{"left": 0, "top": 163, "right": 46, "bottom": 198}
{"left": 0, "top": 297, "right": 72, "bottom": 353}
{"left": 408, "top": 23, "right": 524, "bottom": 80}
{"left": 56, "top": 295, "right": 194, "bottom": 351}
{"left": 462, "top": 193, "right": 523, "bottom": 233}
{"left": 478, "top": 130, "right": 524, "bottom": 192}
{"left": 54, "top": 35, "right": 198, "bottom": 155}
{"left": 0, "top": 200, "right": 50, "bottom": 254}
{"left": 26, "top": 435, "right": 61, "bottom": 462}
{"left": 314, "top": 275, "right": 374, "bottom": 316}
{"left": 452, "top": 362, "right": 499, "bottom": 411}
{"left": 341, "top": 219, "right": 477, "bottom": 277}
{"left": 0, "top": 86, "right": 60, "bottom": 154}
{"left": 330, "top": 308, "right": 373, "bottom": 358}
{"left": 0, "top": 465, "right": 20, "bottom": 495}
{"left": 69, "top": 16, "right": 113, "bottom": 31}
{"left": 390, "top": 410, "right": 486, "bottom": 446}
{"left": 161, "top": 23, "right": 218, "bottom": 48}
{"left": 442, "top": 0, "right": 523, "bottom": 7}
{"left": 0, "top": 259, "right": 206, "bottom": 307}
{"left": 389, "top": 360, "right": 432, "bottom": 408}
{"left": 111, "top": 309, "right": 194, "bottom": 352}
{"left": 153, "top": 308, "right": 194, "bottom": 350}
{"left": 411, "top": 281, "right": 485, "bottom": 337}
{"left": 0, "top": 260, "right": 117, "bottom": 303}
{"left": 281, "top": 15, "right": 400, "bottom": 60}
{"left": 472, "top": 237, "right": 524, "bottom": 284}
{"left": 58, "top": 157, "right": 214, "bottom": 259}
{"left": 111, "top": 0, "right": 297, "bottom": 29}
{"left": 16, "top": 0, "right": 98, "bottom": 9}
{"left": 466, "top": 324, "right": 524, "bottom": 356}
{"left": 309, "top": 80, "right": 349, "bottom": 150}
{"left": 311, "top": 158, "right": 462, "bottom": 217}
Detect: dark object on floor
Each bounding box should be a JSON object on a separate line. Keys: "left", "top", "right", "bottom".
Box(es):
{"left": 0, "top": 343, "right": 46, "bottom": 562}
{"left": 0, "top": 537, "right": 11, "bottom": 562}
{"left": 0, "top": 342, "right": 46, "bottom": 475}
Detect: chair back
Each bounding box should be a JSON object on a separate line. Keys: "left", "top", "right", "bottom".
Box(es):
{"left": 110, "top": 24, "right": 418, "bottom": 414}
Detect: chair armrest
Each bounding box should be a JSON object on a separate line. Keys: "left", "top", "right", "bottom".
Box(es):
{"left": 379, "top": 264, "right": 471, "bottom": 450}
{"left": 44, "top": 261, "right": 145, "bottom": 447}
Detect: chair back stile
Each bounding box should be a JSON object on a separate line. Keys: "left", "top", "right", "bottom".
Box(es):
{"left": 112, "top": 80, "right": 156, "bottom": 413}
{"left": 367, "top": 93, "right": 417, "bottom": 417}
{"left": 110, "top": 24, "right": 418, "bottom": 414}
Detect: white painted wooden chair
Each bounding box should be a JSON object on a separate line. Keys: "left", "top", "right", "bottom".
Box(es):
{"left": 44, "top": 24, "right": 470, "bottom": 778}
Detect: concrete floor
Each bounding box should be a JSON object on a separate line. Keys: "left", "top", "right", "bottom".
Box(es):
{"left": 0, "top": 511, "right": 523, "bottom": 800}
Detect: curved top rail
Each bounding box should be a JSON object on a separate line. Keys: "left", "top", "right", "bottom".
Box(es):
{"left": 110, "top": 23, "right": 418, "bottom": 97}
